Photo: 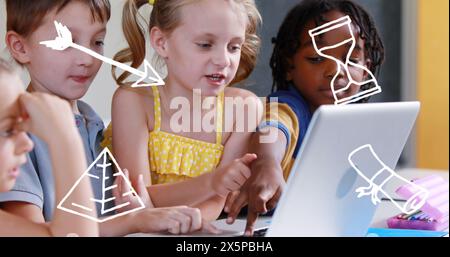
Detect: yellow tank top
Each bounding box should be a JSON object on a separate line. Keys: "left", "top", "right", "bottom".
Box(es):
{"left": 148, "top": 86, "right": 224, "bottom": 184}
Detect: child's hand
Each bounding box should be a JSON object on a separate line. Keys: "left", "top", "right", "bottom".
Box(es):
{"left": 17, "top": 92, "right": 75, "bottom": 142}
{"left": 211, "top": 153, "right": 257, "bottom": 197}
{"left": 113, "top": 169, "right": 153, "bottom": 212}
{"left": 224, "top": 160, "right": 285, "bottom": 236}
{"left": 133, "top": 206, "right": 221, "bottom": 235}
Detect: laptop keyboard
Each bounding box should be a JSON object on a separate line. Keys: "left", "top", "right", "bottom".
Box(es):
{"left": 236, "top": 227, "right": 268, "bottom": 237}
{"left": 253, "top": 228, "right": 268, "bottom": 237}
{"left": 252, "top": 227, "right": 268, "bottom": 237}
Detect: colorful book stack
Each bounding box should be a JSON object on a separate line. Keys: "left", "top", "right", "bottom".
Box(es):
{"left": 387, "top": 175, "right": 449, "bottom": 231}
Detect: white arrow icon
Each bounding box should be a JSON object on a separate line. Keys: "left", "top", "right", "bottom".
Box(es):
{"left": 40, "top": 21, "right": 165, "bottom": 88}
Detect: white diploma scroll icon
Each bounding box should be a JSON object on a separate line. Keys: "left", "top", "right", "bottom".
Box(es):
{"left": 348, "top": 144, "right": 429, "bottom": 214}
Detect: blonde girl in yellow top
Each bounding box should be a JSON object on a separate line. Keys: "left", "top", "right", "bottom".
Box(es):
{"left": 103, "top": 0, "right": 263, "bottom": 221}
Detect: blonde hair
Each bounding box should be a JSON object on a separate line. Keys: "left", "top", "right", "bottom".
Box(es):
{"left": 113, "top": 0, "right": 261, "bottom": 87}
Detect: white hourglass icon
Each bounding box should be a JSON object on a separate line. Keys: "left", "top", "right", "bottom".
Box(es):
{"left": 308, "top": 16, "right": 382, "bottom": 105}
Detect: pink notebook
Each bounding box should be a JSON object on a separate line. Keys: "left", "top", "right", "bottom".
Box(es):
{"left": 387, "top": 175, "right": 449, "bottom": 231}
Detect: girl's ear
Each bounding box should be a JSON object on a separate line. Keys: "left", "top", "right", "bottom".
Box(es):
{"left": 5, "top": 31, "right": 31, "bottom": 64}
{"left": 150, "top": 27, "right": 169, "bottom": 59}
{"left": 363, "top": 58, "right": 372, "bottom": 78}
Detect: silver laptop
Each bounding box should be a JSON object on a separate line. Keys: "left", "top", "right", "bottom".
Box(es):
{"left": 218, "top": 101, "right": 420, "bottom": 237}
{"left": 128, "top": 102, "right": 420, "bottom": 237}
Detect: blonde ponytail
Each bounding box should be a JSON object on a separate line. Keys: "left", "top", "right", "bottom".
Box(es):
{"left": 112, "top": 0, "right": 148, "bottom": 86}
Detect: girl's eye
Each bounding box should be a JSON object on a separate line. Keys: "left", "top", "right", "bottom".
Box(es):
{"left": 349, "top": 57, "right": 360, "bottom": 63}
{"left": 229, "top": 44, "right": 242, "bottom": 52}
{"left": 196, "top": 43, "right": 212, "bottom": 49}
{"left": 0, "top": 129, "right": 15, "bottom": 138}
{"left": 95, "top": 40, "right": 105, "bottom": 47}
{"left": 307, "top": 56, "right": 324, "bottom": 63}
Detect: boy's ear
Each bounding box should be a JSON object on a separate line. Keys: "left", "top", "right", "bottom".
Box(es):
{"left": 150, "top": 27, "right": 169, "bottom": 59}
{"left": 286, "top": 70, "right": 292, "bottom": 81}
{"left": 363, "top": 58, "right": 372, "bottom": 78}
{"left": 5, "top": 31, "right": 31, "bottom": 64}
{"left": 285, "top": 58, "right": 295, "bottom": 81}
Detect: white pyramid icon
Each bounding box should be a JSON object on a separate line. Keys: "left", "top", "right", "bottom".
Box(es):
{"left": 57, "top": 147, "right": 146, "bottom": 223}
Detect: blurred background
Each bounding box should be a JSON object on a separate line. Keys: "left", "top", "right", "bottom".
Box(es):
{"left": 0, "top": 0, "right": 448, "bottom": 171}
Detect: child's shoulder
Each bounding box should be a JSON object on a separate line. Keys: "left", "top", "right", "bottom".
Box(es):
{"left": 223, "top": 87, "right": 263, "bottom": 118}
{"left": 223, "top": 87, "right": 260, "bottom": 101}
{"left": 268, "top": 87, "right": 309, "bottom": 111}
{"left": 113, "top": 86, "right": 155, "bottom": 105}
{"left": 112, "top": 86, "right": 156, "bottom": 122}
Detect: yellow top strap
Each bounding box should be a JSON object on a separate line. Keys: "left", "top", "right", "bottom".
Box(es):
{"left": 152, "top": 86, "right": 223, "bottom": 145}
{"left": 149, "top": 0, "right": 156, "bottom": 5}
{"left": 216, "top": 92, "right": 224, "bottom": 145}
{"left": 151, "top": 86, "right": 161, "bottom": 132}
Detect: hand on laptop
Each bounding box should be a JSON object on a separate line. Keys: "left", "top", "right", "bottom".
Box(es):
{"left": 129, "top": 205, "right": 221, "bottom": 235}
{"left": 114, "top": 170, "right": 221, "bottom": 235}
{"left": 113, "top": 169, "right": 153, "bottom": 212}
{"left": 211, "top": 153, "right": 257, "bottom": 197}
{"left": 224, "top": 160, "right": 286, "bottom": 236}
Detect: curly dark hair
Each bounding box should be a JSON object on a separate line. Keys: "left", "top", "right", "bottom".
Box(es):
{"left": 270, "top": 0, "right": 384, "bottom": 102}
